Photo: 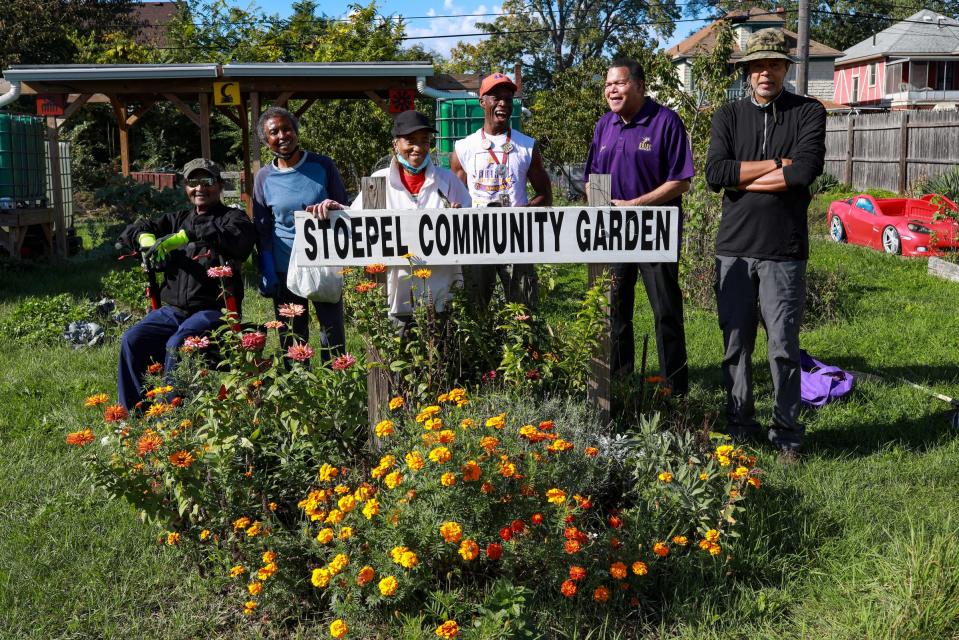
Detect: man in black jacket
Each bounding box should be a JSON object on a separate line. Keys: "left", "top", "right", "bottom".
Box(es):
{"left": 705, "top": 29, "right": 826, "bottom": 454}
{"left": 117, "top": 158, "right": 255, "bottom": 409}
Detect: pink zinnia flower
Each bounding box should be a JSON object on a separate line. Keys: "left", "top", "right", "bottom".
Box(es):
{"left": 286, "top": 342, "right": 314, "bottom": 362}
{"left": 241, "top": 332, "right": 266, "bottom": 351}
{"left": 263, "top": 320, "right": 285, "bottom": 330}
{"left": 278, "top": 303, "right": 306, "bottom": 318}
{"left": 482, "top": 370, "right": 497, "bottom": 382}
{"left": 181, "top": 336, "right": 210, "bottom": 352}
{"left": 514, "top": 313, "right": 530, "bottom": 321}
{"left": 526, "top": 369, "right": 540, "bottom": 380}
{"left": 331, "top": 353, "right": 357, "bottom": 371}
{"left": 207, "top": 265, "right": 233, "bottom": 278}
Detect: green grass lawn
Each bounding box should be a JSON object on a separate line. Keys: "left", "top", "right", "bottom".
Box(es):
{"left": 0, "top": 220, "right": 957, "bottom": 639}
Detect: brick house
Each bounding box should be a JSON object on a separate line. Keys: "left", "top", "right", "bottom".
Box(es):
{"left": 834, "top": 9, "right": 959, "bottom": 110}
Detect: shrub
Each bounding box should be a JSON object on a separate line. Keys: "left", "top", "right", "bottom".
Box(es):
{"left": 924, "top": 167, "right": 959, "bottom": 202}
{"left": 2, "top": 294, "right": 95, "bottom": 344}
{"left": 93, "top": 175, "right": 189, "bottom": 222}
{"left": 101, "top": 265, "right": 149, "bottom": 314}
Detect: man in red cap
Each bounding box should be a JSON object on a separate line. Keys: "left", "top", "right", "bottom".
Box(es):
{"left": 450, "top": 72, "right": 552, "bottom": 310}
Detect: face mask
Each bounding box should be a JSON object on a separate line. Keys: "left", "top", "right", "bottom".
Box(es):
{"left": 396, "top": 152, "right": 431, "bottom": 175}
{"left": 271, "top": 144, "right": 300, "bottom": 161}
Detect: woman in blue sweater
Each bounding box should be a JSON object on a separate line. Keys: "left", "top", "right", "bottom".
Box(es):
{"left": 252, "top": 107, "right": 349, "bottom": 359}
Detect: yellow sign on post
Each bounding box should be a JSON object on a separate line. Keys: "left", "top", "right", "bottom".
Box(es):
{"left": 213, "top": 82, "right": 241, "bottom": 106}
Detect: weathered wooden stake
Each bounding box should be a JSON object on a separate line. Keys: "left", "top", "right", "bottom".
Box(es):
{"left": 362, "top": 176, "right": 390, "bottom": 431}
{"left": 586, "top": 174, "right": 612, "bottom": 424}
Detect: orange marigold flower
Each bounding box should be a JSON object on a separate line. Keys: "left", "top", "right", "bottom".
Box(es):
{"left": 538, "top": 420, "right": 555, "bottom": 431}
{"left": 257, "top": 562, "right": 277, "bottom": 580}
{"left": 658, "top": 471, "right": 673, "bottom": 483}
{"left": 262, "top": 551, "right": 276, "bottom": 564}
{"left": 365, "top": 263, "right": 387, "bottom": 274}
{"left": 424, "top": 417, "right": 444, "bottom": 431}
{"left": 593, "top": 586, "right": 610, "bottom": 602}
{"left": 564, "top": 539, "right": 581, "bottom": 554}
{"left": 357, "top": 565, "right": 375, "bottom": 586}
{"left": 165, "top": 532, "right": 181, "bottom": 545}
{"left": 316, "top": 527, "right": 334, "bottom": 544}
{"left": 66, "top": 429, "right": 95, "bottom": 447}
{"left": 546, "top": 488, "right": 567, "bottom": 504}
{"left": 569, "top": 565, "right": 586, "bottom": 581}
{"left": 145, "top": 402, "right": 174, "bottom": 419}
{"left": 437, "top": 429, "right": 455, "bottom": 444}
{"left": 374, "top": 420, "right": 394, "bottom": 437}
{"left": 748, "top": 476, "right": 762, "bottom": 489}
{"left": 229, "top": 565, "right": 246, "bottom": 577}
{"left": 546, "top": 439, "right": 573, "bottom": 453}
{"left": 499, "top": 460, "right": 517, "bottom": 478}
{"left": 585, "top": 446, "right": 599, "bottom": 457}
{"left": 435, "top": 620, "right": 459, "bottom": 639}
{"left": 415, "top": 405, "right": 441, "bottom": 423}
{"left": 460, "top": 460, "right": 482, "bottom": 482}
{"left": 247, "top": 581, "right": 263, "bottom": 596}
{"left": 480, "top": 482, "right": 494, "bottom": 494}
{"left": 708, "top": 542, "right": 722, "bottom": 556}
{"left": 458, "top": 539, "right": 479, "bottom": 561}
{"left": 168, "top": 450, "right": 194, "bottom": 468}
{"left": 705, "top": 529, "right": 720, "bottom": 543}
{"left": 485, "top": 542, "right": 503, "bottom": 560}
{"left": 632, "top": 561, "right": 648, "bottom": 576}
{"left": 242, "top": 600, "right": 257, "bottom": 615}
{"left": 103, "top": 404, "right": 128, "bottom": 423}
{"left": 84, "top": 393, "right": 109, "bottom": 407}
{"left": 245, "top": 521, "right": 263, "bottom": 537}
{"left": 531, "top": 513, "right": 544, "bottom": 525}
{"left": 730, "top": 466, "right": 749, "bottom": 480}
{"left": 440, "top": 472, "right": 457, "bottom": 487}
{"left": 136, "top": 430, "right": 163, "bottom": 457}
{"left": 485, "top": 413, "right": 506, "bottom": 429}
{"left": 232, "top": 516, "right": 251, "bottom": 531}
{"left": 460, "top": 418, "right": 475, "bottom": 429}
{"left": 610, "top": 561, "right": 628, "bottom": 579}
{"left": 439, "top": 521, "right": 463, "bottom": 543}
{"left": 480, "top": 436, "right": 499, "bottom": 453}
{"left": 608, "top": 515, "right": 623, "bottom": 529}
{"left": 146, "top": 362, "right": 164, "bottom": 375}
{"left": 330, "top": 618, "right": 349, "bottom": 638}
{"left": 672, "top": 535, "right": 689, "bottom": 546}
{"left": 653, "top": 542, "right": 670, "bottom": 557}
{"left": 429, "top": 446, "right": 452, "bottom": 464}
{"left": 561, "top": 579, "right": 577, "bottom": 597}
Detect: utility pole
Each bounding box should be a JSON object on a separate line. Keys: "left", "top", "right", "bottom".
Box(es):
{"left": 796, "top": 0, "right": 811, "bottom": 95}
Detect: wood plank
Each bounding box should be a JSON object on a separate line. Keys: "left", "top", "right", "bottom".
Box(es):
{"left": 898, "top": 111, "right": 909, "bottom": 194}
{"left": 215, "top": 105, "right": 242, "bottom": 127}
{"left": 586, "top": 174, "right": 612, "bottom": 424}
{"left": 928, "top": 257, "right": 959, "bottom": 283}
{"left": 57, "top": 93, "right": 92, "bottom": 126}
{"left": 108, "top": 95, "right": 131, "bottom": 177}
{"left": 293, "top": 98, "right": 316, "bottom": 118}
{"left": 125, "top": 99, "right": 156, "bottom": 127}
{"left": 272, "top": 91, "right": 294, "bottom": 109}
{"left": 362, "top": 176, "right": 390, "bottom": 438}
{"left": 199, "top": 92, "right": 211, "bottom": 160}
{"left": 237, "top": 94, "right": 254, "bottom": 214}
{"left": 250, "top": 91, "right": 262, "bottom": 176}
{"left": 0, "top": 208, "right": 56, "bottom": 226}
{"left": 163, "top": 93, "right": 201, "bottom": 127}
{"left": 365, "top": 91, "right": 391, "bottom": 116}
{"left": 844, "top": 116, "right": 855, "bottom": 186}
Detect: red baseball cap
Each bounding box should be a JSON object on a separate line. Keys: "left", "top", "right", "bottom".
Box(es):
{"left": 480, "top": 72, "right": 517, "bottom": 96}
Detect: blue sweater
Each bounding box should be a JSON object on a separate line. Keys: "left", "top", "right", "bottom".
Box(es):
{"left": 252, "top": 151, "right": 349, "bottom": 272}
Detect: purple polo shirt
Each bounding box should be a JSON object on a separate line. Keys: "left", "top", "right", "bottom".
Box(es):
{"left": 584, "top": 99, "right": 694, "bottom": 208}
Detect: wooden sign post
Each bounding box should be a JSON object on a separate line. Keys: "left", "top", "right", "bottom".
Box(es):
{"left": 361, "top": 176, "right": 390, "bottom": 431}
{"left": 586, "top": 174, "right": 612, "bottom": 424}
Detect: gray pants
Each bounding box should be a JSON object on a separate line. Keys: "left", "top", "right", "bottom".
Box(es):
{"left": 463, "top": 264, "right": 539, "bottom": 311}
{"left": 715, "top": 256, "right": 806, "bottom": 437}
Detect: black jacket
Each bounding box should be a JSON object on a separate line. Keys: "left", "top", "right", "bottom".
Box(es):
{"left": 705, "top": 91, "right": 826, "bottom": 260}
{"left": 121, "top": 202, "right": 255, "bottom": 313}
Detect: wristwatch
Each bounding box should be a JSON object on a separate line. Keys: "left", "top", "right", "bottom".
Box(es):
{"left": 774, "top": 157, "right": 783, "bottom": 169}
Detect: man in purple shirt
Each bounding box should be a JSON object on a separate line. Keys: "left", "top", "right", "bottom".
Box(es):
{"left": 585, "top": 58, "right": 694, "bottom": 396}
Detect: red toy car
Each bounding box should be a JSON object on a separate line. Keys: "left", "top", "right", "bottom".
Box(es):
{"left": 827, "top": 193, "right": 959, "bottom": 256}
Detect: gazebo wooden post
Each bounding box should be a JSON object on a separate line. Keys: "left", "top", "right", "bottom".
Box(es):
{"left": 108, "top": 96, "right": 131, "bottom": 176}
{"left": 586, "top": 174, "right": 613, "bottom": 424}
{"left": 199, "top": 92, "right": 211, "bottom": 160}
{"left": 362, "top": 176, "right": 389, "bottom": 431}
{"left": 44, "top": 116, "right": 66, "bottom": 255}
{"left": 237, "top": 93, "right": 254, "bottom": 214}
{"left": 250, "top": 91, "right": 261, "bottom": 176}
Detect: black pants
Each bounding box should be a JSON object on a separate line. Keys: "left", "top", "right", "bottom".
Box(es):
{"left": 610, "top": 261, "right": 688, "bottom": 395}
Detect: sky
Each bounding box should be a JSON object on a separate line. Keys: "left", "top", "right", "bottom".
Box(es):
{"left": 255, "top": 0, "right": 709, "bottom": 57}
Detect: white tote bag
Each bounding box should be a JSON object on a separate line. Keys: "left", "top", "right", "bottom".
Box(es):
{"left": 286, "top": 251, "right": 343, "bottom": 303}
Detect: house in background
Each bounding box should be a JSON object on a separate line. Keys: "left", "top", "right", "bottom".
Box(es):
{"left": 132, "top": 2, "right": 179, "bottom": 47}
{"left": 668, "top": 8, "right": 842, "bottom": 102}
{"left": 834, "top": 9, "right": 959, "bottom": 110}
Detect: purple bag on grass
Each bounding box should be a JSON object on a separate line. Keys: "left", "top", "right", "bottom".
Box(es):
{"left": 800, "top": 350, "right": 855, "bottom": 407}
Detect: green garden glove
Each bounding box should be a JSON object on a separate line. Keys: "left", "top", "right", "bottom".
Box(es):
{"left": 137, "top": 233, "right": 157, "bottom": 249}
{"left": 145, "top": 229, "right": 190, "bottom": 262}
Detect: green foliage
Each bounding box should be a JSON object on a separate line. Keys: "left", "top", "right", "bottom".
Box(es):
{"left": 811, "top": 172, "right": 841, "bottom": 196}
{"left": 1, "top": 294, "right": 94, "bottom": 344}
{"left": 923, "top": 167, "right": 959, "bottom": 202}
{"left": 100, "top": 266, "right": 149, "bottom": 314}
{"left": 804, "top": 263, "right": 848, "bottom": 327}
{"left": 92, "top": 175, "right": 189, "bottom": 222}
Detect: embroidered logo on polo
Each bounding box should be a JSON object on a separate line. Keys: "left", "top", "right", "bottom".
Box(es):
{"left": 638, "top": 137, "right": 652, "bottom": 151}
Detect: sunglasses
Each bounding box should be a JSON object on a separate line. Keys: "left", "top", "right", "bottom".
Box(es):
{"left": 186, "top": 177, "right": 217, "bottom": 188}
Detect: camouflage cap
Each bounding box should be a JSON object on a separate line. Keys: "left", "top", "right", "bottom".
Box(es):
{"left": 181, "top": 158, "right": 224, "bottom": 180}
{"left": 739, "top": 28, "right": 797, "bottom": 64}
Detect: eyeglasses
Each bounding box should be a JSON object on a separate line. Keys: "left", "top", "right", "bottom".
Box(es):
{"left": 186, "top": 177, "right": 217, "bottom": 188}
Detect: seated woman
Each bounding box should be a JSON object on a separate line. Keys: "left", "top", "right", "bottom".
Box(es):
{"left": 315, "top": 110, "right": 471, "bottom": 327}
{"left": 117, "top": 158, "right": 254, "bottom": 409}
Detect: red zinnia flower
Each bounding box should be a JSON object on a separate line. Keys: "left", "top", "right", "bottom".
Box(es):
{"left": 241, "top": 332, "right": 266, "bottom": 351}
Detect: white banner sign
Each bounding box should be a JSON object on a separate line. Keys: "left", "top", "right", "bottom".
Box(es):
{"left": 293, "top": 206, "right": 678, "bottom": 266}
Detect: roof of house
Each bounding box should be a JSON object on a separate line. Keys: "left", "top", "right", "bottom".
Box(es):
{"left": 837, "top": 9, "right": 959, "bottom": 64}
{"left": 669, "top": 8, "right": 842, "bottom": 61}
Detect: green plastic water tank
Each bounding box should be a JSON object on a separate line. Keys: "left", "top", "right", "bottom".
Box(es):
{"left": 435, "top": 98, "right": 523, "bottom": 168}
{"left": 0, "top": 113, "right": 47, "bottom": 206}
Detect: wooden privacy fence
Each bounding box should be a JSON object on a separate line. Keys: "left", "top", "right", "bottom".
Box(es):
{"left": 825, "top": 110, "right": 959, "bottom": 194}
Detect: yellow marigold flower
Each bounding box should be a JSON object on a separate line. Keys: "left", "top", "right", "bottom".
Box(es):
{"left": 480, "top": 436, "right": 499, "bottom": 453}
{"left": 708, "top": 542, "right": 722, "bottom": 555}
{"left": 716, "top": 445, "right": 734, "bottom": 456}
{"left": 447, "top": 388, "right": 468, "bottom": 406}
{"left": 632, "top": 561, "right": 648, "bottom": 576}
{"left": 390, "top": 546, "right": 408, "bottom": 562}
{"left": 705, "top": 529, "right": 720, "bottom": 543}
{"left": 245, "top": 521, "right": 262, "bottom": 537}
{"left": 415, "top": 405, "right": 441, "bottom": 423}
{"left": 257, "top": 562, "right": 277, "bottom": 581}
{"left": 389, "top": 396, "right": 405, "bottom": 411}
{"left": 242, "top": 600, "right": 257, "bottom": 615}
{"left": 441, "top": 472, "right": 457, "bottom": 487}
{"left": 357, "top": 565, "right": 375, "bottom": 586}
{"left": 329, "top": 553, "right": 349, "bottom": 575}
{"left": 672, "top": 536, "right": 689, "bottom": 546}
{"left": 546, "top": 488, "right": 567, "bottom": 504}
{"left": 229, "top": 564, "right": 246, "bottom": 577}
{"left": 330, "top": 619, "right": 349, "bottom": 638}
{"left": 399, "top": 550, "right": 418, "bottom": 569}
{"left": 729, "top": 489, "right": 740, "bottom": 499}
{"left": 458, "top": 539, "right": 479, "bottom": 561}
{"left": 653, "top": 542, "right": 669, "bottom": 557}
{"left": 610, "top": 562, "right": 628, "bottom": 580}
{"left": 429, "top": 446, "right": 452, "bottom": 464}
{"left": 748, "top": 476, "right": 762, "bottom": 489}
{"left": 232, "top": 516, "right": 251, "bottom": 531}
{"left": 499, "top": 460, "right": 517, "bottom": 478}
{"left": 460, "top": 418, "right": 475, "bottom": 429}
{"left": 485, "top": 413, "right": 506, "bottom": 429}
{"left": 406, "top": 450, "right": 425, "bottom": 471}
{"left": 731, "top": 466, "right": 749, "bottom": 480}
{"left": 333, "top": 482, "right": 350, "bottom": 493}
{"left": 378, "top": 575, "right": 398, "bottom": 596}
{"left": 318, "top": 463, "right": 339, "bottom": 482}
{"left": 718, "top": 454, "right": 731, "bottom": 467}
{"left": 698, "top": 539, "right": 711, "bottom": 551}
{"left": 437, "top": 429, "right": 456, "bottom": 444}
{"left": 658, "top": 471, "right": 673, "bottom": 483}
{"left": 339, "top": 526, "right": 353, "bottom": 540}
{"left": 84, "top": 393, "right": 109, "bottom": 407}
{"left": 311, "top": 567, "right": 331, "bottom": 588}
{"left": 699, "top": 472, "right": 710, "bottom": 481}
{"left": 439, "top": 521, "right": 463, "bottom": 543}
{"left": 374, "top": 420, "right": 394, "bottom": 437}
{"left": 316, "top": 527, "right": 334, "bottom": 544}
{"left": 438, "top": 392, "right": 449, "bottom": 403}
{"left": 435, "top": 620, "right": 460, "bottom": 639}
{"left": 325, "top": 509, "right": 344, "bottom": 525}
{"left": 199, "top": 529, "right": 211, "bottom": 541}
{"left": 413, "top": 268, "right": 432, "bottom": 279}
{"left": 338, "top": 495, "right": 357, "bottom": 513}
{"left": 262, "top": 551, "right": 276, "bottom": 564}
{"left": 460, "top": 460, "right": 482, "bottom": 482}
{"left": 546, "top": 439, "right": 573, "bottom": 453}
{"left": 165, "top": 532, "right": 181, "bottom": 545}
{"left": 354, "top": 485, "right": 373, "bottom": 502}
{"left": 385, "top": 470, "right": 403, "bottom": 489}
{"left": 424, "top": 417, "right": 444, "bottom": 430}
{"left": 145, "top": 385, "right": 173, "bottom": 399}
{"left": 179, "top": 419, "right": 193, "bottom": 429}
{"left": 247, "top": 581, "right": 263, "bottom": 596}
{"left": 585, "top": 446, "right": 599, "bottom": 457}
{"left": 362, "top": 498, "right": 380, "bottom": 520}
